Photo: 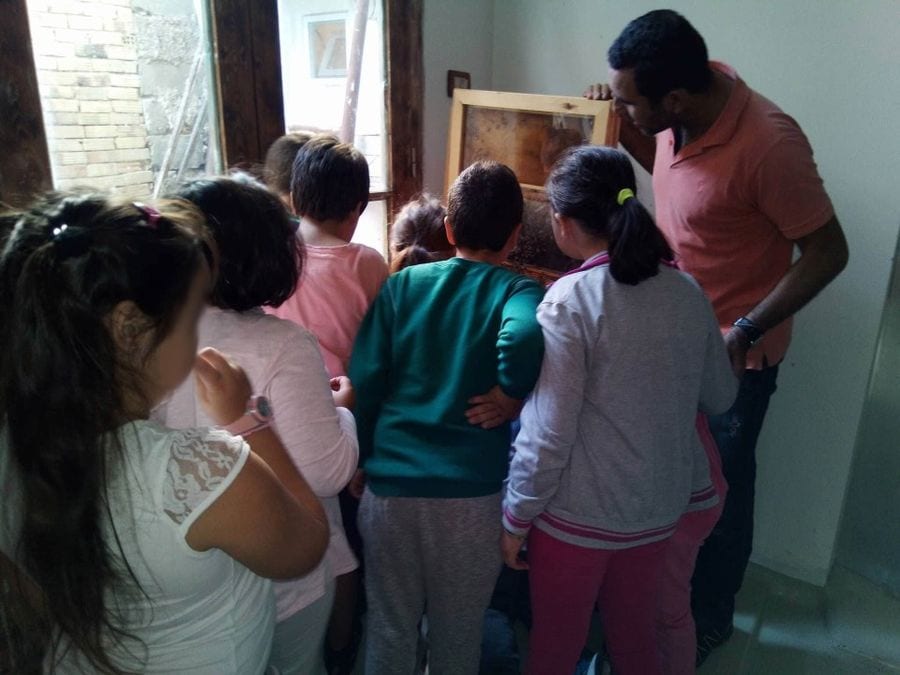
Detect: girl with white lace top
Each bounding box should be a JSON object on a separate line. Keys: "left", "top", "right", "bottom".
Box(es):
{"left": 0, "top": 194, "right": 328, "bottom": 674}
{"left": 161, "top": 175, "right": 359, "bottom": 675}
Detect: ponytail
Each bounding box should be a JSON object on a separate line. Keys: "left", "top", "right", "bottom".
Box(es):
{"left": 607, "top": 193, "right": 673, "bottom": 285}
{"left": 547, "top": 145, "right": 672, "bottom": 285}
{"left": 390, "top": 243, "right": 439, "bottom": 273}
{"left": 0, "top": 193, "right": 210, "bottom": 673}
{"left": 389, "top": 193, "right": 451, "bottom": 273}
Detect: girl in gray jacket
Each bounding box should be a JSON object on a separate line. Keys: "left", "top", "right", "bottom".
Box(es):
{"left": 501, "top": 146, "right": 737, "bottom": 675}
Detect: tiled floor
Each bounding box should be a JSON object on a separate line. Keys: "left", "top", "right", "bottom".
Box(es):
{"left": 353, "top": 562, "right": 900, "bottom": 674}
{"left": 698, "top": 564, "right": 900, "bottom": 674}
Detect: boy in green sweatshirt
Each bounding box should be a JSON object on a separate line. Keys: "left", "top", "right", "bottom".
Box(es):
{"left": 349, "top": 161, "right": 544, "bottom": 674}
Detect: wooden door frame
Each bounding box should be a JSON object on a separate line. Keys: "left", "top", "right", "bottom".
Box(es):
{"left": 384, "top": 0, "right": 423, "bottom": 213}
{"left": 0, "top": 0, "right": 52, "bottom": 209}
{"left": 210, "top": 0, "right": 423, "bottom": 213}
{"left": 209, "top": 0, "right": 285, "bottom": 170}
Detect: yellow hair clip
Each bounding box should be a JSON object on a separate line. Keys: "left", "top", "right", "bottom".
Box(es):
{"left": 616, "top": 188, "right": 635, "bottom": 206}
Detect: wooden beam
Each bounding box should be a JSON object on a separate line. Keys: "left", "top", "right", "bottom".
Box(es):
{"left": 210, "top": 0, "right": 285, "bottom": 169}
{"left": 249, "top": 0, "right": 285, "bottom": 161}
{"left": 385, "top": 0, "right": 423, "bottom": 215}
{"left": 0, "top": 0, "right": 52, "bottom": 208}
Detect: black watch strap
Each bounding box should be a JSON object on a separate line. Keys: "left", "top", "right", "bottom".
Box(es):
{"left": 733, "top": 316, "right": 764, "bottom": 345}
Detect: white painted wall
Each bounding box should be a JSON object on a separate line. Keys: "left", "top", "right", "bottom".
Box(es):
{"left": 421, "top": 0, "right": 495, "bottom": 197}
{"left": 488, "top": 0, "right": 900, "bottom": 584}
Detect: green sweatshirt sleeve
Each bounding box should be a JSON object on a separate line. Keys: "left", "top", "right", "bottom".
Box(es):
{"left": 497, "top": 277, "right": 545, "bottom": 399}
{"left": 348, "top": 281, "right": 396, "bottom": 463}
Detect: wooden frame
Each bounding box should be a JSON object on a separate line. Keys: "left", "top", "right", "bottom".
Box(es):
{"left": 210, "top": 0, "right": 285, "bottom": 169}
{"left": 445, "top": 89, "right": 618, "bottom": 281}
{"left": 446, "top": 89, "right": 618, "bottom": 192}
{"left": 385, "top": 0, "right": 423, "bottom": 214}
{"left": 0, "top": 0, "right": 52, "bottom": 209}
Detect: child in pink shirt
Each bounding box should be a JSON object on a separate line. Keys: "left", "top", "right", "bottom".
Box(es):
{"left": 265, "top": 135, "right": 386, "bottom": 671}
{"left": 266, "top": 136, "right": 388, "bottom": 378}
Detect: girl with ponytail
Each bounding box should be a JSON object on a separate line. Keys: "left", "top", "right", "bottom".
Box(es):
{"left": 0, "top": 193, "right": 328, "bottom": 673}
{"left": 501, "top": 146, "right": 737, "bottom": 674}
{"left": 388, "top": 194, "right": 453, "bottom": 274}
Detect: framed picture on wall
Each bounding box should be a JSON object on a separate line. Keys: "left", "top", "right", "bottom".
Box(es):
{"left": 445, "top": 89, "right": 619, "bottom": 282}
{"left": 306, "top": 13, "right": 348, "bottom": 78}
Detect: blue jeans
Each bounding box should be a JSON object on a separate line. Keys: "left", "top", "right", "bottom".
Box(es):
{"left": 691, "top": 365, "right": 779, "bottom": 635}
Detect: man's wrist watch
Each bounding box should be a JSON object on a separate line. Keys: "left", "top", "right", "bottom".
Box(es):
{"left": 732, "top": 316, "right": 764, "bottom": 346}
{"left": 223, "top": 395, "right": 273, "bottom": 438}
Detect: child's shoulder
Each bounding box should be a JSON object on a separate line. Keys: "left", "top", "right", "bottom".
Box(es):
{"left": 152, "top": 425, "right": 248, "bottom": 526}
{"left": 344, "top": 242, "right": 387, "bottom": 263}
{"left": 501, "top": 266, "right": 544, "bottom": 292}
{"left": 127, "top": 421, "right": 244, "bottom": 459}
{"left": 119, "top": 422, "right": 246, "bottom": 491}
{"left": 311, "top": 242, "right": 388, "bottom": 280}
{"left": 206, "top": 308, "right": 317, "bottom": 354}
{"left": 542, "top": 265, "right": 601, "bottom": 303}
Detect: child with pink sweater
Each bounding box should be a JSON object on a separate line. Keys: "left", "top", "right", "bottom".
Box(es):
{"left": 266, "top": 136, "right": 388, "bottom": 378}
{"left": 265, "top": 135, "right": 386, "bottom": 671}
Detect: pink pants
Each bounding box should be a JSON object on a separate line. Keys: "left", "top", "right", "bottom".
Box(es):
{"left": 657, "top": 415, "right": 727, "bottom": 675}
{"left": 527, "top": 527, "right": 667, "bottom": 675}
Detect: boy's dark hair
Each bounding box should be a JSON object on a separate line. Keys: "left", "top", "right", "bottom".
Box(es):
{"left": 263, "top": 132, "right": 315, "bottom": 196}
{"left": 174, "top": 173, "right": 302, "bottom": 311}
{"left": 0, "top": 193, "right": 210, "bottom": 673}
{"left": 608, "top": 9, "right": 712, "bottom": 104}
{"left": 291, "top": 136, "right": 369, "bottom": 222}
{"left": 547, "top": 145, "right": 673, "bottom": 285}
{"left": 389, "top": 193, "right": 450, "bottom": 273}
{"left": 447, "top": 161, "right": 523, "bottom": 252}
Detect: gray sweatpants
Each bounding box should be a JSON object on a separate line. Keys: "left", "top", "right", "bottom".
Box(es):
{"left": 358, "top": 488, "right": 502, "bottom": 675}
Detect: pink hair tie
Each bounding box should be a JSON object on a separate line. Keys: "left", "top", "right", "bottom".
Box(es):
{"left": 133, "top": 202, "right": 161, "bottom": 229}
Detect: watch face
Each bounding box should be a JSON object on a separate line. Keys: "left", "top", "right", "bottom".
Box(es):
{"left": 256, "top": 396, "right": 273, "bottom": 418}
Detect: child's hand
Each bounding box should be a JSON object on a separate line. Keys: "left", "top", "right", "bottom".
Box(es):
{"left": 331, "top": 376, "right": 355, "bottom": 411}
{"left": 465, "top": 385, "right": 523, "bottom": 429}
{"left": 501, "top": 530, "right": 529, "bottom": 570}
{"left": 348, "top": 469, "right": 366, "bottom": 500}
{"left": 194, "top": 347, "right": 253, "bottom": 426}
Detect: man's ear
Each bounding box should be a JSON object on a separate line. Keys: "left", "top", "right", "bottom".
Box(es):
{"left": 662, "top": 88, "right": 688, "bottom": 116}
{"left": 443, "top": 216, "right": 457, "bottom": 247}
{"left": 108, "top": 301, "right": 150, "bottom": 355}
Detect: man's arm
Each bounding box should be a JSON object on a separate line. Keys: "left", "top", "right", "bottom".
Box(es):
{"left": 726, "top": 215, "right": 849, "bottom": 373}
{"left": 583, "top": 83, "right": 656, "bottom": 174}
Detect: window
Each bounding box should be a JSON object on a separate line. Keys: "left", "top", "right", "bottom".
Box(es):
{"left": 2, "top": 0, "right": 422, "bottom": 244}
{"left": 24, "top": 0, "right": 221, "bottom": 198}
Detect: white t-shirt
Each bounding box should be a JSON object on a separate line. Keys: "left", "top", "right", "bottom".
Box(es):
{"left": 0, "top": 423, "right": 275, "bottom": 674}
{"left": 156, "top": 307, "right": 359, "bottom": 621}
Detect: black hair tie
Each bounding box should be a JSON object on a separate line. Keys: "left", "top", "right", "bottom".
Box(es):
{"left": 50, "top": 223, "right": 92, "bottom": 260}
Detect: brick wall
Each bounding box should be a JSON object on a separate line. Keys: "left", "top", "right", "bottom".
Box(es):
{"left": 29, "top": 0, "right": 156, "bottom": 198}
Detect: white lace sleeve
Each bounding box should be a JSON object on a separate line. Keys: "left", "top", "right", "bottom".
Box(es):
{"left": 162, "top": 428, "right": 249, "bottom": 530}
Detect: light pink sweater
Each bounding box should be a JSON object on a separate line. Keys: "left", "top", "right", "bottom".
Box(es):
{"left": 157, "top": 307, "right": 359, "bottom": 621}
{"left": 266, "top": 242, "right": 389, "bottom": 377}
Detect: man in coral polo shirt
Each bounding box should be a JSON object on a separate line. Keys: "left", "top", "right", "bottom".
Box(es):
{"left": 588, "top": 9, "right": 848, "bottom": 667}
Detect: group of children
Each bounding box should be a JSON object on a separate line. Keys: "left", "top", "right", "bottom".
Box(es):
{"left": 0, "top": 130, "right": 736, "bottom": 675}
